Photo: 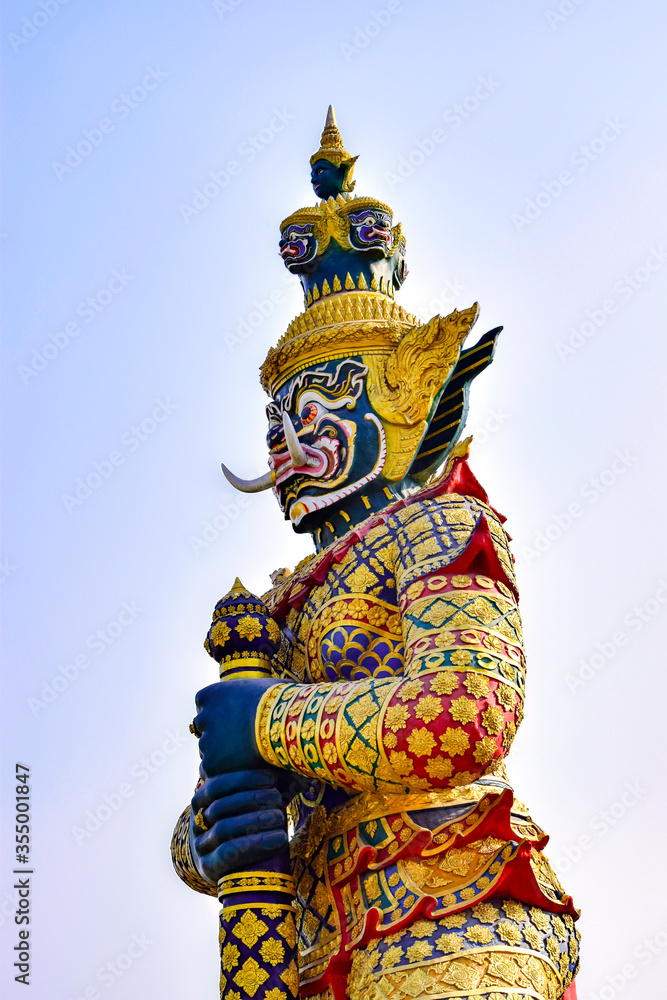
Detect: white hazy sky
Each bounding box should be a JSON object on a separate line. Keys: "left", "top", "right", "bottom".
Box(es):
{"left": 2, "top": 2, "right": 667, "bottom": 998}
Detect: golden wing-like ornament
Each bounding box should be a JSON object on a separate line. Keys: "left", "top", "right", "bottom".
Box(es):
{"left": 365, "top": 303, "right": 479, "bottom": 480}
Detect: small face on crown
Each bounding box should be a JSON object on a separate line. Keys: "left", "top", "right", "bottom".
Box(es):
{"left": 310, "top": 158, "right": 347, "bottom": 199}
{"left": 279, "top": 222, "right": 318, "bottom": 270}
{"left": 265, "top": 359, "right": 387, "bottom": 530}
{"left": 346, "top": 207, "right": 393, "bottom": 253}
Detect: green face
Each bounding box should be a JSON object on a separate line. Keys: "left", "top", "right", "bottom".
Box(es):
{"left": 310, "top": 158, "right": 346, "bottom": 199}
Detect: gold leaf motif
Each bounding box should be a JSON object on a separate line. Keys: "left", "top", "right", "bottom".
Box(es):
{"left": 425, "top": 755, "right": 453, "bottom": 779}
{"left": 414, "top": 694, "right": 443, "bottom": 722}
{"left": 496, "top": 682, "right": 516, "bottom": 709}
{"left": 279, "top": 960, "right": 300, "bottom": 995}
{"left": 406, "top": 940, "right": 434, "bottom": 962}
{"left": 439, "top": 728, "right": 470, "bottom": 756}
{"left": 406, "top": 727, "right": 437, "bottom": 756}
{"left": 385, "top": 704, "right": 410, "bottom": 731}
{"left": 233, "top": 957, "right": 270, "bottom": 997}
{"left": 449, "top": 696, "right": 477, "bottom": 724}
{"left": 473, "top": 736, "right": 497, "bottom": 764}
{"left": 464, "top": 673, "right": 490, "bottom": 698}
{"left": 345, "top": 563, "right": 379, "bottom": 591}
{"left": 439, "top": 848, "right": 475, "bottom": 876}
{"left": 434, "top": 931, "right": 464, "bottom": 954}
{"left": 259, "top": 937, "right": 285, "bottom": 965}
{"left": 235, "top": 615, "right": 263, "bottom": 640}
{"left": 380, "top": 944, "right": 404, "bottom": 968}
{"left": 221, "top": 943, "right": 240, "bottom": 971}
{"left": 448, "top": 770, "right": 477, "bottom": 787}
{"left": 502, "top": 899, "right": 527, "bottom": 922}
{"left": 388, "top": 750, "right": 413, "bottom": 775}
{"left": 231, "top": 910, "right": 269, "bottom": 948}
{"left": 450, "top": 649, "right": 473, "bottom": 667}
{"left": 396, "top": 679, "right": 424, "bottom": 702}
{"left": 301, "top": 718, "right": 316, "bottom": 740}
{"left": 497, "top": 919, "right": 523, "bottom": 946}
{"left": 210, "top": 620, "right": 231, "bottom": 644}
{"left": 366, "top": 604, "right": 389, "bottom": 627}
{"left": 431, "top": 671, "right": 459, "bottom": 695}
{"left": 523, "top": 924, "right": 543, "bottom": 950}
{"left": 413, "top": 537, "right": 443, "bottom": 562}
{"left": 464, "top": 925, "right": 494, "bottom": 944}
{"left": 347, "top": 693, "right": 377, "bottom": 727}
{"left": 441, "top": 912, "right": 467, "bottom": 928}
{"left": 471, "top": 901, "right": 500, "bottom": 923}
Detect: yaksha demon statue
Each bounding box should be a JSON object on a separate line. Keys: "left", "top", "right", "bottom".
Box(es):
{"left": 172, "top": 108, "right": 581, "bottom": 1000}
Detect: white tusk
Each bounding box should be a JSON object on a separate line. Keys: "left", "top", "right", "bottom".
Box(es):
{"left": 220, "top": 462, "right": 274, "bottom": 493}
{"left": 282, "top": 414, "right": 314, "bottom": 467}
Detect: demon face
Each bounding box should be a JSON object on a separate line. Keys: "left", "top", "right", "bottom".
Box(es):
{"left": 346, "top": 207, "right": 393, "bottom": 253}
{"left": 266, "top": 359, "right": 387, "bottom": 529}
{"left": 279, "top": 222, "right": 318, "bottom": 270}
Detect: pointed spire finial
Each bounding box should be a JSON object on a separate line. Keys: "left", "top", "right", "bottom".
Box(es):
{"left": 316, "top": 104, "right": 346, "bottom": 157}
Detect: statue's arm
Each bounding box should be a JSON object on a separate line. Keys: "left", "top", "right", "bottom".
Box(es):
{"left": 254, "top": 496, "right": 524, "bottom": 794}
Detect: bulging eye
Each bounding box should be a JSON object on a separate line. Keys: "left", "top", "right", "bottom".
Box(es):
{"left": 300, "top": 403, "right": 318, "bottom": 425}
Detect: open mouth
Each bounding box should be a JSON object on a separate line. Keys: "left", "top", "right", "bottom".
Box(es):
{"left": 364, "top": 226, "right": 390, "bottom": 243}
{"left": 279, "top": 243, "right": 301, "bottom": 259}
{"left": 271, "top": 436, "right": 341, "bottom": 487}
{"left": 288, "top": 415, "right": 387, "bottom": 526}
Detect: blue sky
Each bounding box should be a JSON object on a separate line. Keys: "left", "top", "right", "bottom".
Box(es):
{"left": 2, "top": 1, "right": 666, "bottom": 997}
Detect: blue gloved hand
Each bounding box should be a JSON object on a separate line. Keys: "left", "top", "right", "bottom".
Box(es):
{"left": 189, "top": 770, "right": 288, "bottom": 883}
{"left": 194, "top": 677, "right": 281, "bottom": 778}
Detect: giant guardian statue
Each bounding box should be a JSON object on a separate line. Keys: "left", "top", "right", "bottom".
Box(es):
{"left": 172, "top": 108, "right": 581, "bottom": 1000}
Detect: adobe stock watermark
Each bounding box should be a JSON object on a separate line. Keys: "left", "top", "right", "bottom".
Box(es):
{"left": 71, "top": 728, "right": 189, "bottom": 846}
{"left": 1, "top": 557, "right": 17, "bottom": 583}
{"left": 7, "top": 0, "right": 73, "bottom": 54}
{"left": 0, "top": 885, "right": 21, "bottom": 930}
{"left": 385, "top": 76, "right": 501, "bottom": 190}
{"left": 415, "top": 278, "right": 468, "bottom": 321}
{"left": 565, "top": 579, "right": 667, "bottom": 694}
{"left": 27, "top": 602, "right": 144, "bottom": 716}
{"left": 555, "top": 246, "right": 667, "bottom": 361}
{"left": 224, "top": 274, "right": 292, "bottom": 353}
{"left": 61, "top": 397, "right": 179, "bottom": 513}
{"left": 552, "top": 780, "right": 647, "bottom": 878}
{"left": 52, "top": 67, "right": 168, "bottom": 181}
{"left": 189, "top": 495, "right": 252, "bottom": 554}
{"left": 545, "top": 0, "right": 589, "bottom": 31}
{"left": 179, "top": 108, "right": 296, "bottom": 223}
{"left": 17, "top": 268, "right": 134, "bottom": 385}
{"left": 522, "top": 448, "right": 636, "bottom": 562}
{"left": 339, "top": 1, "right": 403, "bottom": 62}
{"left": 65, "top": 932, "right": 154, "bottom": 998}
{"left": 512, "top": 117, "right": 627, "bottom": 232}
{"left": 213, "top": 0, "right": 244, "bottom": 17}
{"left": 586, "top": 918, "right": 667, "bottom": 1000}
{"left": 469, "top": 407, "right": 510, "bottom": 448}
